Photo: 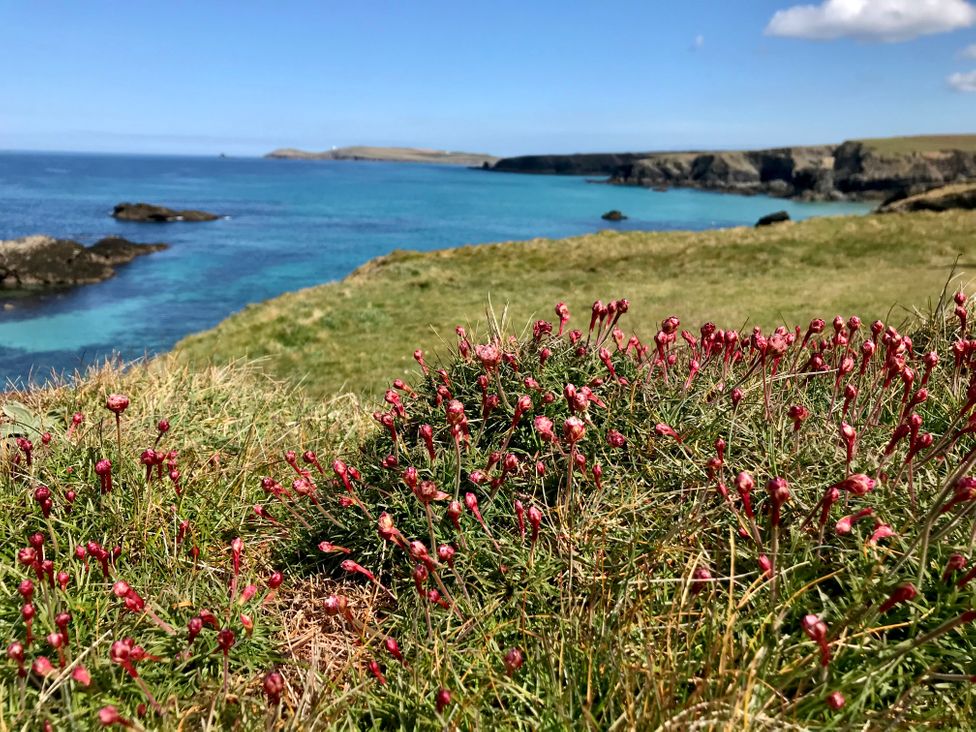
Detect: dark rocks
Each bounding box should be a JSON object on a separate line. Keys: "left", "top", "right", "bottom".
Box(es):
{"left": 876, "top": 183, "right": 976, "bottom": 213}
{"left": 492, "top": 153, "right": 650, "bottom": 176}
{"left": 0, "top": 235, "right": 167, "bottom": 290}
{"left": 755, "top": 211, "right": 791, "bottom": 227}
{"left": 491, "top": 141, "right": 976, "bottom": 201}
{"left": 601, "top": 210, "right": 627, "bottom": 221}
{"left": 112, "top": 202, "right": 219, "bottom": 222}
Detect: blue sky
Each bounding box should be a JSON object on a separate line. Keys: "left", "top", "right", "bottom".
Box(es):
{"left": 1, "top": 0, "right": 974, "bottom": 156}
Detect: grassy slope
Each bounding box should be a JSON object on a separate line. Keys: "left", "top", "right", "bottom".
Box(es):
{"left": 857, "top": 135, "right": 976, "bottom": 154}
{"left": 175, "top": 212, "right": 976, "bottom": 397}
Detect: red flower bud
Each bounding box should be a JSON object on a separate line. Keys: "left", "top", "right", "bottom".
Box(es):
{"left": 503, "top": 647, "right": 524, "bottom": 676}
{"left": 264, "top": 670, "right": 284, "bottom": 704}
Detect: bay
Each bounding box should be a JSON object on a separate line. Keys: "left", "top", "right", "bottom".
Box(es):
{"left": 0, "top": 151, "right": 871, "bottom": 386}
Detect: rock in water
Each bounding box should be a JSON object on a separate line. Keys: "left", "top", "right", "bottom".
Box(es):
{"left": 112, "top": 202, "right": 219, "bottom": 222}
{"left": 601, "top": 210, "right": 627, "bottom": 221}
{"left": 755, "top": 211, "right": 791, "bottom": 227}
{"left": 0, "top": 235, "right": 168, "bottom": 290}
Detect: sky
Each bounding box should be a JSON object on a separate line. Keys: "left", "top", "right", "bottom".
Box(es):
{"left": 1, "top": 0, "right": 975, "bottom": 156}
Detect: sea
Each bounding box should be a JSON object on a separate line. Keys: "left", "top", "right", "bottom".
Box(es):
{"left": 0, "top": 151, "right": 872, "bottom": 387}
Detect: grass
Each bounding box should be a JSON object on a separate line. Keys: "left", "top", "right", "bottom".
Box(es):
{"left": 0, "top": 356, "right": 373, "bottom": 728}
{"left": 176, "top": 211, "right": 976, "bottom": 397}
{"left": 856, "top": 135, "right": 976, "bottom": 155}
{"left": 12, "top": 290, "right": 976, "bottom": 728}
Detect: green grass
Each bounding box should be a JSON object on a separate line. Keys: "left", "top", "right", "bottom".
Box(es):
{"left": 176, "top": 211, "right": 976, "bottom": 397}
{"left": 14, "top": 293, "right": 976, "bottom": 728}
{"left": 857, "top": 135, "right": 976, "bottom": 155}
{"left": 0, "top": 357, "right": 372, "bottom": 728}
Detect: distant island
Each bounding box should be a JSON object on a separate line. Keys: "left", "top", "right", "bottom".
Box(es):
{"left": 265, "top": 146, "right": 498, "bottom": 167}
{"left": 489, "top": 135, "right": 976, "bottom": 202}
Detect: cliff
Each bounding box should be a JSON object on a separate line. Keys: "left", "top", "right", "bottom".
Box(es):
{"left": 491, "top": 137, "right": 976, "bottom": 201}
{"left": 265, "top": 146, "right": 498, "bottom": 167}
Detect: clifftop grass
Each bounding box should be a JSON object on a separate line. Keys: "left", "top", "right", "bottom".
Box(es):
{"left": 857, "top": 135, "right": 976, "bottom": 155}
{"left": 175, "top": 211, "right": 976, "bottom": 397}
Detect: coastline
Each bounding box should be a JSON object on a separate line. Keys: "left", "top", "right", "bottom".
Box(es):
{"left": 0, "top": 149, "right": 872, "bottom": 387}
{"left": 488, "top": 138, "right": 976, "bottom": 202}
{"left": 173, "top": 209, "right": 975, "bottom": 396}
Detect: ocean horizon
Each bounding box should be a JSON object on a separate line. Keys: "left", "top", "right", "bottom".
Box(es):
{"left": 0, "top": 151, "right": 872, "bottom": 387}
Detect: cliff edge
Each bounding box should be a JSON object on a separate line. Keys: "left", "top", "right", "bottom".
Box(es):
{"left": 491, "top": 136, "right": 976, "bottom": 201}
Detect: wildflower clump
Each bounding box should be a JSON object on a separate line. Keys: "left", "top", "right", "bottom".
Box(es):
{"left": 272, "top": 293, "right": 976, "bottom": 728}
{"left": 10, "top": 290, "right": 976, "bottom": 728}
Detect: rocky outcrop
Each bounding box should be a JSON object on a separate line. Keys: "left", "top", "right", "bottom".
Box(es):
{"left": 610, "top": 147, "right": 839, "bottom": 199}
{"left": 265, "top": 146, "right": 498, "bottom": 167}
{"left": 112, "top": 203, "right": 219, "bottom": 222}
{"left": 876, "top": 183, "right": 976, "bottom": 214}
{"left": 756, "top": 211, "right": 790, "bottom": 227}
{"left": 0, "top": 235, "right": 167, "bottom": 290}
{"left": 490, "top": 140, "right": 976, "bottom": 201}
{"left": 493, "top": 152, "right": 649, "bottom": 176}
{"left": 601, "top": 210, "right": 627, "bottom": 221}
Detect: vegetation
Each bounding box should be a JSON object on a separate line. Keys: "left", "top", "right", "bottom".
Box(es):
{"left": 176, "top": 211, "right": 976, "bottom": 397}
{"left": 11, "top": 288, "right": 976, "bottom": 728}
{"left": 0, "top": 357, "right": 370, "bottom": 728}
{"left": 856, "top": 135, "right": 976, "bottom": 155}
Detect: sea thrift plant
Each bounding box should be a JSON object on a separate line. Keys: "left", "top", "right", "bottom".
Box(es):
{"left": 8, "top": 294, "right": 976, "bottom": 729}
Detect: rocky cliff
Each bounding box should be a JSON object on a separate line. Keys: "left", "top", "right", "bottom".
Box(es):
{"left": 491, "top": 140, "right": 976, "bottom": 201}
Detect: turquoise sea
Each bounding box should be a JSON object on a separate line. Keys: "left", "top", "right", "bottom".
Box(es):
{"left": 0, "top": 152, "right": 872, "bottom": 387}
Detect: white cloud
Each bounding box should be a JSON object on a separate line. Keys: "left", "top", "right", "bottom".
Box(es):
{"left": 948, "top": 69, "right": 976, "bottom": 90}
{"left": 692, "top": 34, "right": 705, "bottom": 50}
{"left": 765, "top": 0, "right": 976, "bottom": 42}
{"left": 961, "top": 43, "right": 976, "bottom": 57}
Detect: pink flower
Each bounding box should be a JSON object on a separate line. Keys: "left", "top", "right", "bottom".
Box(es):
{"left": 563, "top": 416, "right": 586, "bottom": 444}
{"left": 528, "top": 506, "right": 543, "bottom": 544}
{"left": 475, "top": 343, "right": 502, "bottom": 371}
{"left": 868, "top": 522, "right": 895, "bottom": 545}
{"left": 32, "top": 656, "right": 55, "bottom": 677}
{"left": 264, "top": 670, "right": 284, "bottom": 705}
{"left": 436, "top": 687, "right": 452, "bottom": 713}
{"left": 72, "top": 664, "right": 92, "bottom": 686}
{"left": 534, "top": 415, "right": 556, "bottom": 442}
{"left": 833, "top": 473, "right": 876, "bottom": 496}
{"left": 835, "top": 507, "right": 873, "bottom": 534}
{"left": 105, "top": 394, "right": 130, "bottom": 415}
{"left": 654, "top": 423, "right": 681, "bottom": 442}
{"left": 878, "top": 582, "right": 917, "bottom": 614}
{"left": 98, "top": 705, "right": 129, "bottom": 727}
{"left": 607, "top": 429, "right": 627, "bottom": 448}
{"left": 766, "top": 477, "right": 790, "bottom": 527}
{"left": 554, "top": 302, "right": 570, "bottom": 335}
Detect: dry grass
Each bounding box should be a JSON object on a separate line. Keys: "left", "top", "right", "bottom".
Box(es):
{"left": 858, "top": 135, "right": 976, "bottom": 155}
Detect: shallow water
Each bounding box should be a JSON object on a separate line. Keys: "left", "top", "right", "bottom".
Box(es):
{"left": 0, "top": 151, "right": 872, "bottom": 386}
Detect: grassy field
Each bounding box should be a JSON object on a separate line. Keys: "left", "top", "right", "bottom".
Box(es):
{"left": 176, "top": 211, "right": 976, "bottom": 397}
{"left": 857, "top": 135, "right": 976, "bottom": 154}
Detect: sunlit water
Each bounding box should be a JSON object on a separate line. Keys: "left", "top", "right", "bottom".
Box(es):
{"left": 0, "top": 151, "right": 872, "bottom": 387}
